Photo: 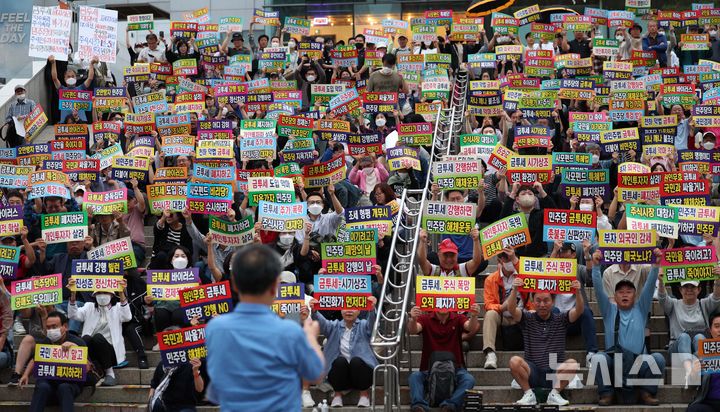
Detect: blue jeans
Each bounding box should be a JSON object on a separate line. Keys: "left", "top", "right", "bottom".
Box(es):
{"left": 409, "top": 368, "right": 475, "bottom": 411}
{"left": 670, "top": 332, "right": 705, "bottom": 363}
{"left": 554, "top": 305, "right": 598, "bottom": 353}
{"left": 592, "top": 352, "right": 666, "bottom": 397}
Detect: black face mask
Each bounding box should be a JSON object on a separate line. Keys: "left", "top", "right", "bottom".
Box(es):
{"left": 355, "top": 43, "right": 364, "bottom": 50}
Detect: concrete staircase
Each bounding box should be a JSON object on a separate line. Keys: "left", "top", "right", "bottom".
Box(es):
{"left": 0, "top": 227, "right": 697, "bottom": 411}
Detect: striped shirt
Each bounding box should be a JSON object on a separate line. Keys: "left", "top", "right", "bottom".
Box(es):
{"left": 5, "top": 98, "right": 36, "bottom": 123}
{"left": 520, "top": 310, "right": 569, "bottom": 369}
{"left": 166, "top": 227, "right": 182, "bottom": 246}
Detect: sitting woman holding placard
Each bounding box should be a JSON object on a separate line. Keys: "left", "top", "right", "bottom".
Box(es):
{"left": 67, "top": 277, "right": 132, "bottom": 386}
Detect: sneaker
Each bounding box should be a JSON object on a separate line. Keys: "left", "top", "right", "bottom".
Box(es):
{"left": 152, "top": 343, "right": 159, "bottom": 351}
{"left": 138, "top": 358, "right": 149, "bottom": 369}
{"left": 101, "top": 375, "right": 116, "bottom": 386}
{"left": 7, "top": 372, "right": 20, "bottom": 387}
{"left": 515, "top": 390, "right": 537, "bottom": 406}
{"left": 567, "top": 374, "right": 584, "bottom": 389}
{"left": 331, "top": 395, "right": 343, "bottom": 407}
{"left": 586, "top": 352, "right": 596, "bottom": 367}
{"left": 357, "top": 395, "right": 370, "bottom": 407}
{"left": 13, "top": 318, "right": 26, "bottom": 335}
{"left": 547, "top": 389, "right": 570, "bottom": 406}
{"left": 302, "top": 390, "right": 315, "bottom": 408}
{"left": 114, "top": 360, "right": 128, "bottom": 369}
{"left": 510, "top": 379, "right": 521, "bottom": 389}
{"left": 484, "top": 351, "right": 497, "bottom": 369}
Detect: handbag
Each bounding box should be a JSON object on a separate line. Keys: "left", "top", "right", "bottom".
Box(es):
{"left": 148, "top": 367, "right": 176, "bottom": 412}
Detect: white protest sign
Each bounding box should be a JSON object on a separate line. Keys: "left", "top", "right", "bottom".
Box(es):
{"left": 78, "top": 6, "right": 118, "bottom": 63}
{"left": 29, "top": 6, "right": 72, "bottom": 61}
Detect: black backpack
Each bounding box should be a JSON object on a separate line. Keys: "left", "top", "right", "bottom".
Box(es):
{"left": 427, "top": 351, "right": 456, "bottom": 407}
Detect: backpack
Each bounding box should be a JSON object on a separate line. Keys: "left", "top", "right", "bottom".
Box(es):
{"left": 427, "top": 351, "right": 456, "bottom": 407}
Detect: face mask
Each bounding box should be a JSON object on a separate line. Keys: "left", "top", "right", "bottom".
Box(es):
{"left": 363, "top": 167, "right": 374, "bottom": 175}
{"left": 221, "top": 107, "right": 228, "bottom": 116}
{"left": 306, "top": 75, "right": 316, "bottom": 82}
{"left": 17, "top": 94, "right": 26, "bottom": 101}
{"left": 75, "top": 196, "right": 84, "bottom": 205}
{"left": 397, "top": 172, "right": 409, "bottom": 179}
{"left": 288, "top": 41, "right": 296, "bottom": 48}
{"left": 579, "top": 203, "right": 594, "bottom": 212}
{"left": 172, "top": 257, "right": 188, "bottom": 269}
{"left": 65, "top": 77, "right": 77, "bottom": 86}
{"left": 47, "top": 328, "right": 62, "bottom": 343}
{"left": 703, "top": 141, "right": 716, "bottom": 150}
{"left": 95, "top": 294, "right": 112, "bottom": 306}
{"left": 355, "top": 43, "right": 364, "bottom": 50}
{"left": 278, "top": 234, "right": 294, "bottom": 247}
{"left": 711, "top": 30, "right": 718, "bottom": 38}
{"left": 308, "top": 204, "right": 323, "bottom": 215}
{"left": 380, "top": 67, "right": 393, "bottom": 75}
{"left": 271, "top": 42, "right": 280, "bottom": 47}
{"left": 517, "top": 194, "right": 535, "bottom": 208}
{"left": 143, "top": 87, "right": 152, "bottom": 94}
{"left": 591, "top": 154, "right": 600, "bottom": 164}
{"left": 375, "top": 118, "right": 386, "bottom": 127}
{"left": 232, "top": 121, "right": 238, "bottom": 129}
{"left": 616, "top": 35, "right": 624, "bottom": 42}
{"left": 502, "top": 261, "right": 515, "bottom": 273}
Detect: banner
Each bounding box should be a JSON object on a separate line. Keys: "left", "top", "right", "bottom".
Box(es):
{"left": 0, "top": 245, "right": 21, "bottom": 280}
{"left": 69, "top": 259, "right": 123, "bottom": 292}
{"left": 147, "top": 268, "right": 200, "bottom": 301}
{"left": 59, "top": 89, "right": 93, "bottom": 112}
{"left": 345, "top": 206, "right": 393, "bottom": 238}
{"left": 626, "top": 204, "right": 679, "bottom": 239}
{"left": 208, "top": 215, "right": 255, "bottom": 247}
{"left": 386, "top": 146, "right": 421, "bottom": 171}
{"left": 422, "top": 202, "right": 476, "bottom": 235}
{"left": 11, "top": 274, "right": 62, "bottom": 310}
{"left": 91, "top": 143, "right": 123, "bottom": 170}
{"left": 147, "top": 183, "right": 187, "bottom": 214}
{"left": 186, "top": 183, "right": 233, "bottom": 215}
{"left": 671, "top": 205, "right": 720, "bottom": 237}
{"left": 560, "top": 168, "right": 610, "bottom": 199}
{"left": 111, "top": 156, "right": 149, "bottom": 182}
{"left": 480, "top": 213, "right": 531, "bottom": 259}
{"left": 432, "top": 160, "right": 483, "bottom": 189}
{"left": 272, "top": 283, "right": 305, "bottom": 317}
{"left": 313, "top": 274, "right": 373, "bottom": 311}
{"left": 659, "top": 246, "right": 718, "bottom": 283}
{"left": 87, "top": 236, "right": 137, "bottom": 269}
{"left": 284, "top": 17, "right": 311, "bottom": 35}
{"left": 29, "top": 6, "right": 72, "bottom": 60}
{"left": 0, "top": 206, "right": 23, "bottom": 237}
{"left": 258, "top": 201, "right": 307, "bottom": 232}
{"left": 321, "top": 242, "right": 376, "bottom": 275}
{"left": 416, "top": 276, "right": 475, "bottom": 312}
{"left": 518, "top": 257, "right": 577, "bottom": 294}
{"left": 179, "top": 281, "right": 233, "bottom": 321}
{"left": 698, "top": 338, "right": 720, "bottom": 375}
{"left": 34, "top": 344, "right": 87, "bottom": 382}
{"left": 398, "top": 122, "right": 433, "bottom": 146}
{"left": 162, "top": 135, "right": 195, "bottom": 156}
{"left": 24, "top": 105, "right": 48, "bottom": 141}
{"left": 543, "top": 209, "right": 597, "bottom": 243}
{"left": 0, "top": 165, "right": 33, "bottom": 189}
{"left": 247, "top": 177, "right": 295, "bottom": 206}
{"left": 41, "top": 212, "right": 88, "bottom": 244}
{"left": 82, "top": 189, "right": 127, "bottom": 215}
{"left": 303, "top": 155, "right": 345, "bottom": 188}
{"left": 78, "top": 6, "right": 117, "bottom": 63}
{"left": 127, "top": 14, "right": 153, "bottom": 31}
{"left": 157, "top": 324, "right": 207, "bottom": 366}
{"left": 506, "top": 155, "right": 553, "bottom": 184}
{"left": 598, "top": 230, "right": 657, "bottom": 264}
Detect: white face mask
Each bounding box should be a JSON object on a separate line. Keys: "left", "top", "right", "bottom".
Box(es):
{"left": 17, "top": 94, "right": 26, "bottom": 101}
{"left": 143, "top": 87, "right": 152, "bottom": 94}
{"left": 271, "top": 41, "right": 280, "bottom": 47}
{"left": 616, "top": 35, "right": 624, "bottom": 42}
{"left": 288, "top": 41, "right": 296, "bottom": 48}
{"left": 65, "top": 77, "right": 77, "bottom": 86}
{"left": 278, "top": 234, "right": 294, "bottom": 248}
{"left": 95, "top": 294, "right": 112, "bottom": 306}
{"left": 591, "top": 154, "right": 600, "bottom": 164}
{"left": 363, "top": 167, "right": 374, "bottom": 175}
{"left": 579, "top": 203, "right": 594, "bottom": 212}
{"left": 172, "top": 257, "right": 188, "bottom": 269}
{"left": 47, "top": 327, "right": 63, "bottom": 342}
{"left": 502, "top": 261, "right": 515, "bottom": 273}
{"left": 306, "top": 75, "right": 316, "bottom": 82}
{"left": 517, "top": 194, "right": 535, "bottom": 208}
{"left": 221, "top": 107, "right": 228, "bottom": 116}
{"left": 375, "top": 118, "right": 386, "bottom": 127}
{"left": 703, "top": 141, "right": 716, "bottom": 150}
{"left": 232, "top": 121, "right": 238, "bottom": 129}
{"left": 75, "top": 196, "right": 84, "bottom": 205}
{"left": 710, "top": 30, "right": 718, "bottom": 38}
{"left": 308, "top": 204, "right": 323, "bottom": 215}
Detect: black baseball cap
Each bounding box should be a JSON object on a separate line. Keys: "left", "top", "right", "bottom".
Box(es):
{"left": 232, "top": 32, "right": 243, "bottom": 41}
{"left": 615, "top": 279, "right": 636, "bottom": 292}
{"left": 560, "top": 242, "right": 576, "bottom": 252}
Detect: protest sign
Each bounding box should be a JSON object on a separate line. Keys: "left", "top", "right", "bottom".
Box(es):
{"left": 69, "top": 259, "right": 123, "bottom": 293}
{"left": 124, "top": 113, "right": 154, "bottom": 135}
{"left": 258, "top": 201, "right": 307, "bottom": 232}
{"left": 617, "top": 172, "right": 661, "bottom": 203}
{"left": 247, "top": 177, "right": 295, "bottom": 206}
{"left": 24, "top": 105, "right": 48, "bottom": 141}
{"left": 480, "top": 213, "right": 531, "bottom": 259}
{"left": 82, "top": 189, "right": 127, "bottom": 215}
{"left": 432, "top": 160, "right": 483, "bottom": 189}
{"left": 660, "top": 178, "right": 711, "bottom": 206}
{"left": 487, "top": 143, "right": 515, "bottom": 173}
{"left": 29, "top": 6, "right": 72, "bottom": 60}
{"left": 132, "top": 90, "right": 168, "bottom": 114}
{"left": 398, "top": 122, "right": 433, "bottom": 146}
{"left": 41, "top": 212, "right": 88, "bottom": 244}
{"left": 208, "top": 215, "right": 255, "bottom": 247}
{"left": 87, "top": 236, "right": 137, "bottom": 269}
{"left": 698, "top": 338, "right": 720, "bottom": 375}
{"left": 303, "top": 155, "right": 345, "bottom": 188}
{"left": 59, "top": 89, "right": 93, "bottom": 112}
{"left": 626, "top": 204, "right": 679, "bottom": 239}
{"left": 670, "top": 205, "right": 720, "bottom": 237}
{"left": 62, "top": 159, "right": 99, "bottom": 184}
{"left": 157, "top": 325, "right": 207, "bottom": 366}
{"left": 174, "top": 91, "right": 205, "bottom": 113}
{"left": 272, "top": 283, "right": 305, "bottom": 317}
{"left": 552, "top": 152, "right": 591, "bottom": 175}
{"left": 147, "top": 268, "right": 200, "bottom": 301}
{"left": 598, "top": 230, "right": 657, "bottom": 264}
{"left": 179, "top": 281, "right": 234, "bottom": 321}
{"left": 277, "top": 115, "right": 313, "bottom": 139}
{"left": 18, "top": 143, "right": 51, "bottom": 167}
{"left": 50, "top": 138, "right": 86, "bottom": 160}
{"left": 186, "top": 183, "right": 233, "bottom": 215}
{"left": 0, "top": 165, "right": 34, "bottom": 189}
{"left": 514, "top": 125, "right": 553, "bottom": 149}
{"left": 0, "top": 245, "right": 20, "bottom": 280}
{"left": 147, "top": 183, "right": 187, "bottom": 214}
{"left": 386, "top": 146, "right": 421, "bottom": 171}
{"left": 111, "top": 156, "right": 149, "bottom": 182}
{"left": 34, "top": 344, "right": 87, "bottom": 382}
{"left": 0, "top": 206, "right": 23, "bottom": 238}
{"left": 593, "top": 38, "right": 620, "bottom": 57}
{"left": 659, "top": 247, "right": 718, "bottom": 283}
{"left": 253, "top": 9, "right": 281, "bottom": 26}
{"left": 518, "top": 257, "right": 577, "bottom": 294}
{"left": 560, "top": 168, "right": 610, "bottom": 199}
{"left": 347, "top": 133, "right": 382, "bottom": 157}
{"left": 28, "top": 170, "right": 70, "bottom": 200}
{"left": 422, "top": 202, "right": 476, "bottom": 235}
{"left": 192, "top": 162, "right": 236, "bottom": 187}
{"left": 506, "top": 155, "right": 553, "bottom": 184}
{"left": 10, "top": 274, "right": 63, "bottom": 310}
{"left": 314, "top": 275, "right": 373, "bottom": 311}
{"left": 197, "top": 139, "right": 234, "bottom": 160}
{"left": 90, "top": 143, "right": 123, "bottom": 171}
{"left": 543, "top": 209, "right": 597, "bottom": 243}
{"left": 127, "top": 14, "right": 153, "bottom": 31}
{"left": 284, "top": 17, "right": 311, "bottom": 35}
{"left": 416, "top": 276, "right": 475, "bottom": 312}
{"left": 78, "top": 6, "right": 118, "bottom": 63}
{"left": 322, "top": 242, "right": 376, "bottom": 275}
{"left": 458, "top": 134, "right": 498, "bottom": 156}
{"left": 345, "top": 206, "right": 393, "bottom": 238}
{"left": 162, "top": 135, "right": 195, "bottom": 157}
{"left": 600, "top": 127, "right": 639, "bottom": 153}
{"left": 155, "top": 167, "right": 189, "bottom": 183}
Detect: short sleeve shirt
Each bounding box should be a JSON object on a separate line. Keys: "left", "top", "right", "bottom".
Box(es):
{"left": 417, "top": 313, "right": 467, "bottom": 370}
{"left": 520, "top": 310, "right": 569, "bottom": 369}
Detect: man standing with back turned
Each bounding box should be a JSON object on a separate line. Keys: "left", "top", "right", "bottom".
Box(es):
{"left": 206, "top": 245, "right": 325, "bottom": 411}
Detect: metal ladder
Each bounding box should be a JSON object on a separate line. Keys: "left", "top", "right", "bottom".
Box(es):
{"left": 369, "top": 104, "right": 455, "bottom": 411}
{"left": 449, "top": 69, "right": 470, "bottom": 155}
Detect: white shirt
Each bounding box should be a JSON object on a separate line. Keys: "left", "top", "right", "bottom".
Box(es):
{"left": 428, "top": 263, "right": 470, "bottom": 277}
{"left": 138, "top": 46, "right": 167, "bottom": 63}
{"left": 294, "top": 211, "right": 343, "bottom": 243}
{"left": 340, "top": 327, "right": 352, "bottom": 360}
